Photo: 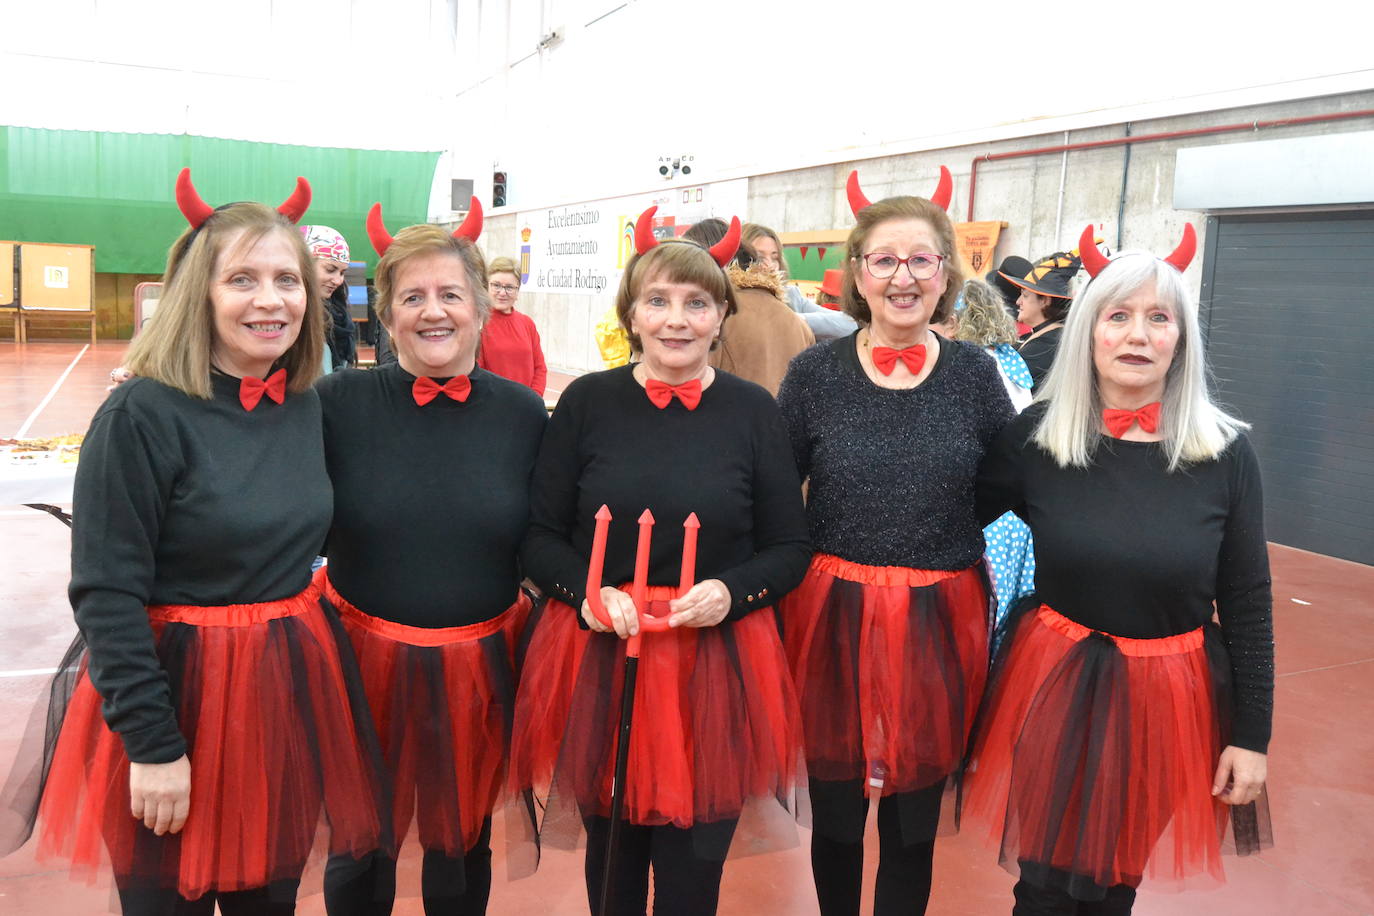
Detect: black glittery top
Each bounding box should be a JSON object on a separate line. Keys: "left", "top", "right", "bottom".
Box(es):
{"left": 975, "top": 405, "right": 1275, "bottom": 753}
{"left": 776, "top": 332, "right": 1014, "bottom": 570}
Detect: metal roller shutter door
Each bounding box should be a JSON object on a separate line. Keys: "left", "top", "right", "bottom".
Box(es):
{"left": 1201, "top": 212, "right": 1374, "bottom": 565}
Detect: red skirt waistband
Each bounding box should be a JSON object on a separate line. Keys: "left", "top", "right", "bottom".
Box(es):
{"left": 316, "top": 567, "right": 528, "bottom": 646}
{"left": 810, "top": 553, "right": 962, "bottom": 588}
{"left": 146, "top": 583, "right": 320, "bottom": 627}
{"left": 1036, "top": 604, "right": 1204, "bottom": 657}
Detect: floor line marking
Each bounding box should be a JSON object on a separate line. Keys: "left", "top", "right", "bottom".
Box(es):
{"left": 14, "top": 344, "right": 91, "bottom": 439}
{"left": 1277, "top": 656, "right": 1374, "bottom": 678}
{"left": 0, "top": 667, "right": 61, "bottom": 678}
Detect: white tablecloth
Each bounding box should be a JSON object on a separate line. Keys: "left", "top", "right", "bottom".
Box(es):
{"left": 0, "top": 456, "right": 77, "bottom": 505}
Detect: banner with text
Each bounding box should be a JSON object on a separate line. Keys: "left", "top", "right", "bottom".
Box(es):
{"left": 517, "top": 180, "right": 748, "bottom": 297}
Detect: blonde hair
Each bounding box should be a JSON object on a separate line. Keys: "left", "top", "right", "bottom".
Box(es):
{"left": 842, "top": 196, "right": 964, "bottom": 325}
{"left": 373, "top": 225, "right": 491, "bottom": 326}
{"left": 1033, "top": 253, "right": 1248, "bottom": 471}
{"left": 126, "top": 203, "right": 322, "bottom": 398}
{"left": 955, "top": 279, "right": 1019, "bottom": 348}
{"left": 742, "top": 222, "right": 785, "bottom": 275}
{"left": 613, "top": 241, "right": 738, "bottom": 353}
{"left": 487, "top": 256, "right": 519, "bottom": 280}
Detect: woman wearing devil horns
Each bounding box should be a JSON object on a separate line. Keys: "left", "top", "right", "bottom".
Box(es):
{"left": 962, "top": 225, "right": 1274, "bottom": 914}
{"left": 510, "top": 209, "right": 811, "bottom": 916}
{"left": 314, "top": 200, "right": 548, "bottom": 916}
{"left": 774, "top": 168, "right": 1015, "bottom": 916}
{"left": 0, "top": 170, "right": 388, "bottom": 913}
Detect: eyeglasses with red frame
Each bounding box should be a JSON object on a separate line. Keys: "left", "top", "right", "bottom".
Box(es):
{"left": 860, "top": 252, "right": 945, "bottom": 281}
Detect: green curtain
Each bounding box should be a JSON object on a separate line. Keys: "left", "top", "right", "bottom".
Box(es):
{"left": 0, "top": 126, "right": 439, "bottom": 273}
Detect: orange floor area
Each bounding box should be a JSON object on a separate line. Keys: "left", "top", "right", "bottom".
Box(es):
{"left": 2, "top": 341, "right": 1371, "bottom": 914}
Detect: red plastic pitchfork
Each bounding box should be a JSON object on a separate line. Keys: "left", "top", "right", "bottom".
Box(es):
{"left": 585, "top": 505, "right": 699, "bottom": 916}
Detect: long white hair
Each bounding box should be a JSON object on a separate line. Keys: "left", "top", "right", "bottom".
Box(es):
{"left": 1032, "top": 252, "right": 1248, "bottom": 471}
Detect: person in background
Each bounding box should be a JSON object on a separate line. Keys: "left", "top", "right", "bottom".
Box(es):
{"left": 743, "top": 222, "right": 858, "bottom": 341}
{"left": 1000, "top": 248, "right": 1083, "bottom": 390}
{"left": 816, "top": 269, "right": 844, "bottom": 310}
{"left": 951, "top": 279, "right": 1036, "bottom": 627}
{"left": 318, "top": 201, "right": 547, "bottom": 916}
{"left": 686, "top": 218, "right": 814, "bottom": 396}
{"left": 776, "top": 169, "right": 1013, "bottom": 916}
{"left": 965, "top": 225, "right": 1273, "bottom": 914}
{"left": 478, "top": 255, "right": 548, "bottom": 396}
{"left": 986, "top": 254, "right": 1034, "bottom": 334}
{"left": 302, "top": 224, "right": 358, "bottom": 371}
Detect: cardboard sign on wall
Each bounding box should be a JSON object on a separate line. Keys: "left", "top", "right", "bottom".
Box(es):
{"left": 0, "top": 242, "right": 14, "bottom": 307}
{"left": 20, "top": 243, "right": 93, "bottom": 310}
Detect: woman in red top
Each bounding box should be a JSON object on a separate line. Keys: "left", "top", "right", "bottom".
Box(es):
{"left": 477, "top": 256, "right": 547, "bottom": 396}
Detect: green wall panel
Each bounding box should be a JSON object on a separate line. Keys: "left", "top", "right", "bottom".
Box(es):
{"left": 1, "top": 127, "right": 439, "bottom": 273}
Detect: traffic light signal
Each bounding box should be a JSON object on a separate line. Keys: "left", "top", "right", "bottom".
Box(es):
{"left": 493, "top": 171, "right": 508, "bottom": 207}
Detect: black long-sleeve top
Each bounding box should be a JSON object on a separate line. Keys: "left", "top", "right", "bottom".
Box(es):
{"left": 975, "top": 406, "right": 1275, "bottom": 753}
{"left": 316, "top": 363, "right": 547, "bottom": 627}
{"left": 1017, "top": 326, "right": 1062, "bottom": 390}
{"left": 68, "top": 373, "right": 332, "bottom": 764}
{"left": 776, "top": 333, "right": 1015, "bottom": 570}
{"left": 520, "top": 365, "right": 811, "bottom": 620}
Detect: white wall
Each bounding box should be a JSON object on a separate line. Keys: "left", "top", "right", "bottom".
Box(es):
{"left": 0, "top": 0, "right": 462, "bottom": 152}
{"left": 8, "top": 1, "right": 1369, "bottom": 221}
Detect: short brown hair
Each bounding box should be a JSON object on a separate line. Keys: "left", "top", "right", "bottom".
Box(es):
{"left": 613, "top": 241, "right": 738, "bottom": 353}
{"left": 487, "top": 255, "right": 519, "bottom": 279}
{"left": 126, "top": 203, "right": 322, "bottom": 398}
{"left": 842, "top": 196, "right": 964, "bottom": 326}
{"left": 373, "top": 225, "right": 491, "bottom": 326}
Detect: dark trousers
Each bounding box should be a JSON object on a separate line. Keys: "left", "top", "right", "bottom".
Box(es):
{"left": 323, "top": 818, "right": 494, "bottom": 916}
{"left": 117, "top": 878, "right": 301, "bottom": 916}
{"left": 808, "top": 777, "right": 943, "bottom": 916}
{"left": 1012, "top": 879, "right": 1137, "bottom": 915}
{"left": 583, "top": 816, "right": 738, "bottom": 916}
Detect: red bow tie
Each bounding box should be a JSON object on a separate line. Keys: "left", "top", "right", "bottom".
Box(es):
{"left": 1102, "top": 402, "right": 1161, "bottom": 438}
{"left": 645, "top": 378, "right": 703, "bottom": 410}
{"left": 238, "top": 369, "right": 287, "bottom": 411}
{"left": 871, "top": 344, "right": 927, "bottom": 376}
{"left": 412, "top": 375, "right": 472, "bottom": 406}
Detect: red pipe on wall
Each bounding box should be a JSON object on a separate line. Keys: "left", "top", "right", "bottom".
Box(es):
{"left": 966, "top": 108, "right": 1374, "bottom": 221}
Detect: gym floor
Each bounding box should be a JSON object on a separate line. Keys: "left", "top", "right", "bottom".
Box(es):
{"left": 2, "top": 342, "right": 1370, "bottom": 914}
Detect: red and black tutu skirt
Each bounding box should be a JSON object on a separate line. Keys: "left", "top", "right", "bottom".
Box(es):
{"left": 960, "top": 604, "right": 1273, "bottom": 900}
{"left": 508, "top": 585, "right": 804, "bottom": 868}
{"left": 781, "top": 555, "right": 992, "bottom": 807}
{"left": 317, "top": 568, "right": 530, "bottom": 858}
{"left": 22, "top": 585, "right": 387, "bottom": 901}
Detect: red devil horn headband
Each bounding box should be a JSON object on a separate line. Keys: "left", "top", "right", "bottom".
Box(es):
{"left": 634, "top": 206, "right": 661, "bottom": 255}
{"left": 1163, "top": 223, "right": 1197, "bottom": 273}
{"left": 366, "top": 197, "right": 484, "bottom": 257}
{"left": 1078, "top": 225, "right": 1110, "bottom": 277}
{"left": 633, "top": 207, "right": 742, "bottom": 268}
{"left": 1078, "top": 223, "right": 1197, "bottom": 278}
{"left": 846, "top": 165, "right": 952, "bottom": 218}
{"left": 175, "top": 167, "right": 312, "bottom": 229}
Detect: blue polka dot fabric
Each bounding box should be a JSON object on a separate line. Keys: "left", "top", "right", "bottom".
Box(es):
{"left": 992, "top": 343, "right": 1033, "bottom": 391}
{"left": 982, "top": 343, "right": 1036, "bottom": 627}
{"left": 984, "top": 511, "right": 1035, "bottom": 627}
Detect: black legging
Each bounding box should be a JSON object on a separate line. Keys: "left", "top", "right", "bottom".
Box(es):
{"left": 808, "top": 777, "right": 944, "bottom": 916}
{"left": 116, "top": 878, "right": 302, "bottom": 916}
{"left": 1011, "top": 878, "right": 1138, "bottom": 915}
{"left": 583, "top": 816, "right": 738, "bottom": 916}
{"left": 323, "top": 818, "right": 494, "bottom": 916}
